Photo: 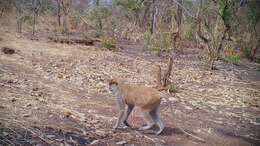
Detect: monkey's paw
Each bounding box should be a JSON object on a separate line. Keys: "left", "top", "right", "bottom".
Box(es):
{"left": 139, "top": 124, "right": 153, "bottom": 131}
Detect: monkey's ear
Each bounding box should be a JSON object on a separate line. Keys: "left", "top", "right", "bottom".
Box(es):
{"left": 108, "top": 79, "right": 118, "bottom": 86}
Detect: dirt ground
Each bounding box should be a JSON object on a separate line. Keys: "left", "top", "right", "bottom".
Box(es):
{"left": 0, "top": 30, "right": 260, "bottom": 146}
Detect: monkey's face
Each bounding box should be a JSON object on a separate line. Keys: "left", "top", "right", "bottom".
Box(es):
{"left": 108, "top": 79, "right": 119, "bottom": 94}
{"left": 109, "top": 83, "right": 118, "bottom": 93}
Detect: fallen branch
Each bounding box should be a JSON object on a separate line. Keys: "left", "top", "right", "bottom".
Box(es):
{"left": 48, "top": 36, "right": 100, "bottom": 46}
{"left": 0, "top": 118, "right": 55, "bottom": 145}
{"left": 0, "top": 135, "right": 15, "bottom": 146}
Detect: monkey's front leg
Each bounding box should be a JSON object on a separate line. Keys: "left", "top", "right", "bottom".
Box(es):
{"left": 113, "top": 109, "right": 125, "bottom": 130}
{"left": 113, "top": 98, "right": 126, "bottom": 130}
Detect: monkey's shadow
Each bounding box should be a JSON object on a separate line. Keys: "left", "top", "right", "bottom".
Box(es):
{"left": 131, "top": 126, "right": 184, "bottom": 136}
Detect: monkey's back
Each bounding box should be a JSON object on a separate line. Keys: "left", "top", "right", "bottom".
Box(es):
{"left": 121, "top": 84, "right": 161, "bottom": 111}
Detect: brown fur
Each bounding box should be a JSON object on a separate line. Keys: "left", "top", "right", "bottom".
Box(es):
{"left": 119, "top": 84, "right": 161, "bottom": 111}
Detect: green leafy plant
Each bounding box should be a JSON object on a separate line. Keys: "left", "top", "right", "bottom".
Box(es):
{"left": 243, "top": 47, "right": 252, "bottom": 59}
{"left": 255, "top": 54, "right": 260, "bottom": 63}
{"left": 218, "top": 0, "right": 234, "bottom": 28}
{"left": 84, "top": 4, "right": 111, "bottom": 37}
{"left": 224, "top": 47, "right": 240, "bottom": 63}
{"left": 167, "top": 82, "right": 178, "bottom": 93}
{"left": 101, "top": 37, "right": 116, "bottom": 50}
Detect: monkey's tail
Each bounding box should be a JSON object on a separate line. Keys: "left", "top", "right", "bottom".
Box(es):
{"left": 160, "top": 91, "right": 206, "bottom": 143}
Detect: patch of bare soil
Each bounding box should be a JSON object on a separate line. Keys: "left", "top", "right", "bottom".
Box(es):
{"left": 0, "top": 31, "right": 260, "bottom": 146}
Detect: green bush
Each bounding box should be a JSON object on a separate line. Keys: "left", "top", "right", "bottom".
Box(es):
{"left": 102, "top": 37, "right": 115, "bottom": 50}
{"left": 255, "top": 54, "right": 260, "bottom": 63}
{"left": 243, "top": 47, "right": 252, "bottom": 58}
{"left": 226, "top": 53, "right": 240, "bottom": 63}
{"left": 167, "top": 82, "right": 178, "bottom": 93}
{"left": 84, "top": 5, "right": 111, "bottom": 37}
{"left": 224, "top": 46, "right": 240, "bottom": 63}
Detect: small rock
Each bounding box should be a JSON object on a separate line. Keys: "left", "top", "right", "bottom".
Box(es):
{"left": 7, "top": 79, "right": 13, "bottom": 83}
{"left": 23, "top": 114, "right": 31, "bottom": 117}
{"left": 33, "top": 87, "right": 39, "bottom": 91}
{"left": 25, "top": 103, "right": 32, "bottom": 107}
{"left": 116, "top": 141, "right": 127, "bottom": 145}
{"left": 2, "top": 47, "right": 15, "bottom": 54}
{"left": 3, "top": 132, "right": 8, "bottom": 136}
{"left": 184, "top": 106, "right": 192, "bottom": 110}
{"left": 11, "top": 98, "right": 16, "bottom": 102}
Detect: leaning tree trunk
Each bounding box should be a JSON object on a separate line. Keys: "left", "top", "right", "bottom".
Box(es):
{"left": 150, "top": 0, "right": 158, "bottom": 34}
{"left": 176, "top": 0, "right": 183, "bottom": 31}
{"left": 156, "top": 56, "right": 174, "bottom": 90}
{"left": 17, "top": 15, "right": 23, "bottom": 33}
{"left": 56, "top": 0, "right": 61, "bottom": 27}
{"left": 95, "top": 0, "right": 102, "bottom": 37}
{"left": 32, "top": 0, "right": 41, "bottom": 36}
{"left": 63, "top": 13, "right": 69, "bottom": 34}
{"left": 162, "top": 56, "right": 173, "bottom": 87}
{"left": 170, "top": 0, "right": 182, "bottom": 49}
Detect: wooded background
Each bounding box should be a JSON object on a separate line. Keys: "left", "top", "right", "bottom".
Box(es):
{"left": 0, "top": 0, "right": 259, "bottom": 69}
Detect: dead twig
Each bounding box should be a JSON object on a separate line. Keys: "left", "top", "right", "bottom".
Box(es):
{"left": 0, "top": 138, "right": 12, "bottom": 146}
{"left": 0, "top": 135, "right": 15, "bottom": 146}
{"left": 3, "top": 118, "right": 55, "bottom": 146}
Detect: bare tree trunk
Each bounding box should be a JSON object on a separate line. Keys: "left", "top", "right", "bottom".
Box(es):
{"left": 61, "top": 0, "right": 70, "bottom": 35}
{"left": 156, "top": 56, "right": 174, "bottom": 90}
{"left": 150, "top": 0, "right": 158, "bottom": 34}
{"left": 17, "top": 16, "right": 23, "bottom": 33}
{"left": 156, "top": 65, "right": 162, "bottom": 88}
{"left": 95, "top": 0, "right": 102, "bottom": 37}
{"left": 250, "top": 28, "right": 260, "bottom": 60}
{"left": 216, "top": 27, "right": 229, "bottom": 58}
{"left": 162, "top": 56, "right": 173, "bottom": 87}
{"left": 176, "top": 0, "right": 183, "bottom": 30}
{"left": 170, "top": 0, "right": 183, "bottom": 49}
{"left": 33, "top": 13, "right": 36, "bottom": 35}
{"left": 13, "top": 1, "right": 24, "bottom": 34}
{"left": 142, "top": 2, "right": 152, "bottom": 29}
{"left": 0, "top": 8, "right": 4, "bottom": 18}
{"left": 32, "top": 0, "right": 41, "bottom": 36}
{"left": 56, "top": 0, "right": 61, "bottom": 27}
{"left": 63, "top": 14, "right": 69, "bottom": 34}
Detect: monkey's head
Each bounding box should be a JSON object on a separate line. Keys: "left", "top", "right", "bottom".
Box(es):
{"left": 108, "top": 79, "right": 119, "bottom": 93}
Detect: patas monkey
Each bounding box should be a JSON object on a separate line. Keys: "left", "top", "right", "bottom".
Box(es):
{"left": 108, "top": 79, "right": 164, "bottom": 135}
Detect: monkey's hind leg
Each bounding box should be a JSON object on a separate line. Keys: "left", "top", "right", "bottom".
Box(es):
{"left": 139, "top": 111, "right": 155, "bottom": 131}
{"left": 150, "top": 107, "right": 164, "bottom": 135}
